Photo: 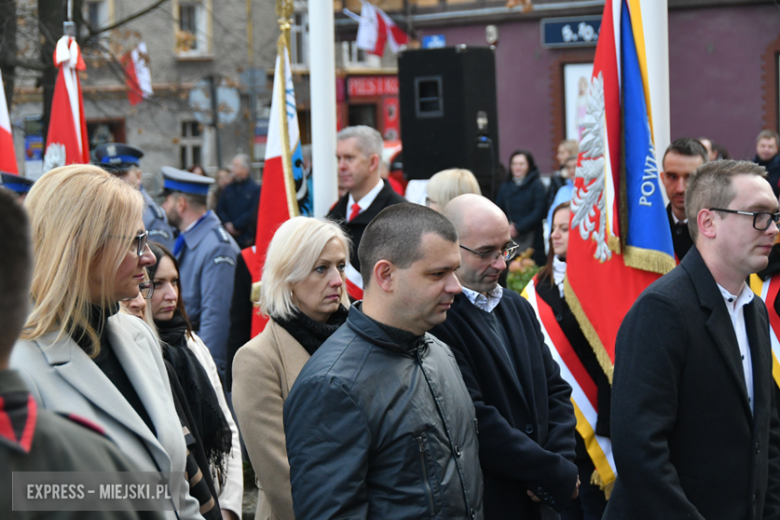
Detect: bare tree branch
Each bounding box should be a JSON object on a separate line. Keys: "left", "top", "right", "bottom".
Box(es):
{"left": 89, "top": 0, "right": 169, "bottom": 36}
{"left": 8, "top": 56, "right": 48, "bottom": 71}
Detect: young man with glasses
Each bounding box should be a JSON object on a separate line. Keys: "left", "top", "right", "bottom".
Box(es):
{"left": 431, "top": 193, "right": 579, "bottom": 520}
{"left": 605, "top": 160, "right": 780, "bottom": 520}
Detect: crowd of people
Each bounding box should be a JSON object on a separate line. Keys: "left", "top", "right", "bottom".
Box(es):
{"left": 1, "top": 124, "right": 780, "bottom": 520}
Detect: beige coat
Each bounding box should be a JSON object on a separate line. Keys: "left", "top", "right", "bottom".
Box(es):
{"left": 232, "top": 319, "right": 310, "bottom": 520}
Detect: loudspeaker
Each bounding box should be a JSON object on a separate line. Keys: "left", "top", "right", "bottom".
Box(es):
{"left": 398, "top": 45, "right": 500, "bottom": 198}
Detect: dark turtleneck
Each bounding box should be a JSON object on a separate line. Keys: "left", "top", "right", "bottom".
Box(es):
{"left": 275, "top": 305, "right": 349, "bottom": 356}
{"left": 72, "top": 304, "right": 156, "bottom": 436}
{"left": 357, "top": 305, "right": 425, "bottom": 352}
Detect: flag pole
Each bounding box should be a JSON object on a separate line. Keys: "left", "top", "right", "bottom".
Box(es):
{"left": 639, "top": 0, "right": 670, "bottom": 159}
{"left": 309, "top": 0, "right": 338, "bottom": 219}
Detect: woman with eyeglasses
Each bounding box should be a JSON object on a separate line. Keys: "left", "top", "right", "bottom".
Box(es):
{"left": 12, "top": 165, "right": 206, "bottom": 520}
{"left": 145, "top": 242, "right": 243, "bottom": 520}
{"left": 530, "top": 202, "right": 610, "bottom": 520}
{"left": 232, "top": 217, "right": 350, "bottom": 520}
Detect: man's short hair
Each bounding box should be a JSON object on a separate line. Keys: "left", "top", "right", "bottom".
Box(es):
{"left": 685, "top": 160, "right": 768, "bottom": 242}
{"left": 757, "top": 129, "right": 780, "bottom": 147}
{"left": 164, "top": 190, "right": 208, "bottom": 209}
{"left": 233, "top": 153, "right": 251, "bottom": 170}
{"left": 337, "top": 126, "right": 383, "bottom": 160}
{"left": 663, "top": 138, "right": 708, "bottom": 166}
{"left": 0, "top": 190, "right": 33, "bottom": 360}
{"left": 358, "top": 203, "right": 458, "bottom": 288}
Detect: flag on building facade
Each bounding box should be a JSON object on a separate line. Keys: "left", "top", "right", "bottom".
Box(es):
{"left": 122, "top": 42, "right": 153, "bottom": 106}
{"left": 0, "top": 70, "right": 18, "bottom": 175}
{"left": 523, "top": 278, "right": 618, "bottom": 494}
{"left": 43, "top": 35, "right": 89, "bottom": 172}
{"left": 565, "top": 0, "right": 675, "bottom": 381}
{"left": 356, "top": 0, "right": 408, "bottom": 57}
{"left": 246, "top": 34, "right": 303, "bottom": 337}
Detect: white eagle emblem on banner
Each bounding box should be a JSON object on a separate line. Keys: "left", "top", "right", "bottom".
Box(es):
{"left": 570, "top": 72, "right": 611, "bottom": 262}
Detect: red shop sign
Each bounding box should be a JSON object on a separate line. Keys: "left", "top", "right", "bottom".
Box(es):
{"left": 347, "top": 76, "right": 399, "bottom": 98}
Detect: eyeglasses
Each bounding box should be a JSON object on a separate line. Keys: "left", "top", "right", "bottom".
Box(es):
{"left": 709, "top": 208, "right": 780, "bottom": 231}
{"left": 460, "top": 241, "right": 519, "bottom": 262}
{"left": 131, "top": 231, "right": 149, "bottom": 256}
{"left": 138, "top": 281, "right": 154, "bottom": 299}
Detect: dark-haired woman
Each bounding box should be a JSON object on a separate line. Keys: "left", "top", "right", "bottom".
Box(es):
{"left": 495, "top": 150, "right": 548, "bottom": 266}
{"left": 147, "top": 243, "right": 243, "bottom": 520}
{"left": 532, "top": 202, "right": 610, "bottom": 520}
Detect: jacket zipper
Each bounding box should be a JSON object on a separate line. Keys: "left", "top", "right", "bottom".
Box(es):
{"left": 417, "top": 436, "right": 435, "bottom": 516}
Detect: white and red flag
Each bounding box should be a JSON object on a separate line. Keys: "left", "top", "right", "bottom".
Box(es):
{"left": 43, "top": 35, "right": 89, "bottom": 171}
{"left": 246, "top": 34, "right": 302, "bottom": 337}
{"left": 122, "top": 42, "right": 153, "bottom": 106}
{"left": 355, "top": 0, "right": 408, "bottom": 57}
{"left": 0, "top": 70, "right": 19, "bottom": 174}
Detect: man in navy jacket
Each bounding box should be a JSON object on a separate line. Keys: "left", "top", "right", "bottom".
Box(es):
{"left": 432, "top": 194, "right": 578, "bottom": 520}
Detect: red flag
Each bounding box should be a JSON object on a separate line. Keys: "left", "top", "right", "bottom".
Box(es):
{"left": 247, "top": 35, "right": 301, "bottom": 337}
{"left": 564, "top": 0, "right": 675, "bottom": 381}
{"left": 122, "top": 53, "right": 143, "bottom": 106}
{"left": 43, "top": 36, "right": 88, "bottom": 171}
{"left": 0, "top": 70, "right": 18, "bottom": 174}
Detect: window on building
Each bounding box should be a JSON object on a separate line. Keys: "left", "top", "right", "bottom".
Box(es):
{"left": 176, "top": 1, "right": 208, "bottom": 55}
{"left": 341, "top": 41, "right": 381, "bottom": 68}
{"left": 290, "top": 12, "right": 309, "bottom": 68}
{"left": 180, "top": 121, "right": 203, "bottom": 169}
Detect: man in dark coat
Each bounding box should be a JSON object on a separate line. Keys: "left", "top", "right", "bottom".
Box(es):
{"left": 605, "top": 160, "right": 780, "bottom": 520}
{"left": 753, "top": 129, "right": 780, "bottom": 197}
{"left": 327, "top": 125, "right": 405, "bottom": 296}
{"left": 284, "top": 204, "right": 483, "bottom": 520}
{"left": 217, "top": 153, "right": 261, "bottom": 248}
{"left": 660, "top": 138, "right": 707, "bottom": 261}
{"left": 432, "top": 194, "right": 578, "bottom": 520}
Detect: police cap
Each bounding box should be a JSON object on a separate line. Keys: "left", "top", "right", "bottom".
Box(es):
{"left": 0, "top": 172, "right": 35, "bottom": 194}
{"left": 161, "top": 166, "right": 214, "bottom": 196}
{"left": 93, "top": 143, "right": 144, "bottom": 172}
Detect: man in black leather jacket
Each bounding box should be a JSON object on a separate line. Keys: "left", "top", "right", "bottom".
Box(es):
{"left": 284, "top": 203, "right": 484, "bottom": 520}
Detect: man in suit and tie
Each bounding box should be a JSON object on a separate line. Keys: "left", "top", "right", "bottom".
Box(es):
{"left": 605, "top": 160, "right": 780, "bottom": 520}
{"left": 431, "top": 194, "right": 579, "bottom": 520}
{"left": 327, "top": 125, "right": 405, "bottom": 298}
{"left": 660, "top": 138, "right": 708, "bottom": 261}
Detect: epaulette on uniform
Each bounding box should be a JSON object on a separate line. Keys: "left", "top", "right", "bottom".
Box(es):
{"left": 56, "top": 412, "right": 107, "bottom": 437}
{"left": 215, "top": 226, "right": 231, "bottom": 243}
{"left": 150, "top": 203, "right": 165, "bottom": 220}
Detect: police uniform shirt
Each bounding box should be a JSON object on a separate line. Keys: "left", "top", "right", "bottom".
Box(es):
{"left": 176, "top": 210, "right": 239, "bottom": 378}
{"left": 141, "top": 188, "right": 176, "bottom": 250}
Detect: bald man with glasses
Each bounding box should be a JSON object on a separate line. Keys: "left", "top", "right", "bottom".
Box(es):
{"left": 431, "top": 194, "right": 579, "bottom": 520}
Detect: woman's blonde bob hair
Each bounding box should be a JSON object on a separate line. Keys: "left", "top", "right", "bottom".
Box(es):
{"left": 260, "top": 217, "right": 351, "bottom": 320}
{"left": 22, "top": 164, "right": 145, "bottom": 357}
{"left": 426, "top": 168, "right": 482, "bottom": 208}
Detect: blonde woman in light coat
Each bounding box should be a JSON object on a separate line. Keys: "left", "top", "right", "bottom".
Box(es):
{"left": 232, "top": 217, "right": 351, "bottom": 520}
{"left": 12, "top": 165, "right": 205, "bottom": 520}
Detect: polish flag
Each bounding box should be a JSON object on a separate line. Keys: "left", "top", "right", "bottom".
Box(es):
{"left": 43, "top": 36, "right": 89, "bottom": 172}
{"left": 356, "top": 1, "right": 408, "bottom": 57}
{"left": 247, "top": 37, "right": 303, "bottom": 337}
{"left": 122, "top": 42, "right": 153, "bottom": 106}
{"left": 0, "top": 70, "right": 18, "bottom": 174}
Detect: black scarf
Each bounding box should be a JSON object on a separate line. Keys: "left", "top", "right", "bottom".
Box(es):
{"left": 154, "top": 312, "right": 232, "bottom": 477}
{"left": 274, "top": 305, "right": 349, "bottom": 356}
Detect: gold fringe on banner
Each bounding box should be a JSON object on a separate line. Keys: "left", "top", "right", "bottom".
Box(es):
{"left": 623, "top": 245, "right": 676, "bottom": 275}
{"left": 607, "top": 235, "right": 621, "bottom": 255}
{"left": 563, "top": 276, "right": 614, "bottom": 383}
{"left": 590, "top": 469, "right": 614, "bottom": 500}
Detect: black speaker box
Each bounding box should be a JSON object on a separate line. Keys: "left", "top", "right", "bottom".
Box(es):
{"left": 398, "top": 45, "right": 500, "bottom": 198}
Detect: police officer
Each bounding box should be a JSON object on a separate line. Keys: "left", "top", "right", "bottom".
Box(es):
{"left": 93, "top": 143, "right": 176, "bottom": 250}
{"left": 0, "top": 172, "right": 34, "bottom": 201}
{"left": 161, "top": 166, "right": 240, "bottom": 381}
